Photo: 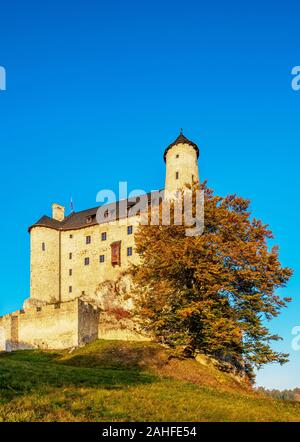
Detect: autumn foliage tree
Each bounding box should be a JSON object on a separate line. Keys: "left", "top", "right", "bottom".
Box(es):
{"left": 129, "top": 183, "right": 293, "bottom": 379}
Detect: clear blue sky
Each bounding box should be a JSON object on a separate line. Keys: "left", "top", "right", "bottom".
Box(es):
{"left": 0, "top": 0, "right": 299, "bottom": 389}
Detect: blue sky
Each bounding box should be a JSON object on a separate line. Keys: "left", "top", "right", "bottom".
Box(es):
{"left": 0, "top": 0, "right": 299, "bottom": 389}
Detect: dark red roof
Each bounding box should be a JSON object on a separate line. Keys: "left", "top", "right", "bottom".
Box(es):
{"left": 28, "top": 191, "right": 161, "bottom": 232}
{"left": 163, "top": 132, "right": 199, "bottom": 162}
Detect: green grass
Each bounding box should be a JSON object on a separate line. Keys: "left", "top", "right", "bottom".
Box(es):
{"left": 0, "top": 340, "right": 299, "bottom": 422}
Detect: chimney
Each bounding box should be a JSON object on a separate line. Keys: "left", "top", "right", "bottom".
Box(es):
{"left": 52, "top": 203, "right": 65, "bottom": 222}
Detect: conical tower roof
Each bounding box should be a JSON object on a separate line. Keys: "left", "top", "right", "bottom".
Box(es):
{"left": 164, "top": 131, "right": 199, "bottom": 162}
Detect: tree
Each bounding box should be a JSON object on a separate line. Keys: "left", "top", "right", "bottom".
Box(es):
{"left": 129, "top": 183, "right": 293, "bottom": 380}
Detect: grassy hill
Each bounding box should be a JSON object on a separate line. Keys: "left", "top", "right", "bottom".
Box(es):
{"left": 0, "top": 340, "right": 300, "bottom": 422}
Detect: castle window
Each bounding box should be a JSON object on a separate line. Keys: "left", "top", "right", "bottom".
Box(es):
{"left": 69, "top": 252, "right": 72, "bottom": 259}
{"left": 69, "top": 234, "right": 73, "bottom": 238}
{"left": 192, "top": 174, "right": 194, "bottom": 182}
{"left": 42, "top": 242, "right": 45, "bottom": 251}
{"left": 99, "top": 254, "right": 105, "bottom": 263}
{"left": 84, "top": 257, "right": 90, "bottom": 266}
{"left": 127, "top": 247, "right": 133, "bottom": 256}
{"left": 111, "top": 241, "right": 121, "bottom": 266}
{"left": 86, "top": 235, "right": 91, "bottom": 244}
{"left": 69, "top": 286, "right": 72, "bottom": 293}
{"left": 176, "top": 154, "right": 179, "bottom": 158}
{"left": 127, "top": 225, "right": 133, "bottom": 235}
{"left": 69, "top": 269, "right": 72, "bottom": 276}
{"left": 104, "top": 210, "right": 110, "bottom": 218}
{"left": 176, "top": 171, "right": 179, "bottom": 180}
{"left": 101, "top": 232, "right": 107, "bottom": 241}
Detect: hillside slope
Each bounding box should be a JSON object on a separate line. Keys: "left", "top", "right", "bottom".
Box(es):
{"left": 0, "top": 340, "right": 299, "bottom": 422}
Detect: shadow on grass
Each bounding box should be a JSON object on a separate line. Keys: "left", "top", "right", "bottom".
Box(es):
{"left": 0, "top": 349, "right": 156, "bottom": 403}
{"left": 60, "top": 342, "right": 168, "bottom": 370}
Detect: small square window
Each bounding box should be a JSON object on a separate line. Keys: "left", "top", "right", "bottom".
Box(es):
{"left": 69, "top": 269, "right": 72, "bottom": 276}
{"left": 101, "top": 232, "right": 107, "bottom": 241}
{"left": 99, "top": 254, "right": 105, "bottom": 263}
{"left": 127, "top": 225, "right": 133, "bottom": 235}
{"left": 81, "top": 290, "right": 85, "bottom": 295}
{"left": 127, "top": 247, "right": 133, "bottom": 256}
{"left": 176, "top": 171, "right": 179, "bottom": 180}
{"left": 176, "top": 154, "right": 179, "bottom": 158}
{"left": 42, "top": 242, "right": 46, "bottom": 251}
{"left": 86, "top": 235, "right": 91, "bottom": 244}
{"left": 69, "top": 234, "right": 73, "bottom": 238}
{"left": 69, "top": 286, "right": 72, "bottom": 293}
{"left": 84, "top": 257, "right": 90, "bottom": 266}
{"left": 69, "top": 252, "right": 72, "bottom": 259}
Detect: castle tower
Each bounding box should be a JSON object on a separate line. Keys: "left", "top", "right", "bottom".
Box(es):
{"left": 164, "top": 131, "right": 200, "bottom": 194}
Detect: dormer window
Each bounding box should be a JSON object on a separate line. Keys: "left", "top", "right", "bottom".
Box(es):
{"left": 104, "top": 210, "right": 110, "bottom": 218}
{"left": 86, "top": 213, "right": 96, "bottom": 224}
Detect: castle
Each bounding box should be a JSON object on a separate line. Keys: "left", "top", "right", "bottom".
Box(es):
{"left": 0, "top": 132, "right": 200, "bottom": 351}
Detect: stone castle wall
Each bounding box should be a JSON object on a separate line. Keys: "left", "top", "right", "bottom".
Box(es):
{"left": 0, "top": 315, "right": 14, "bottom": 351}
{"left": 0, "top": 299, "right": 100, "bottom": 351}
{"left": 30, "top": 227, "right": 60, "bottom": 303}
{"left": 78, "top": 300, "right": 100, "bottom": 346}
{"left": 30, "top": 216, "right": 140, "bottom": 306}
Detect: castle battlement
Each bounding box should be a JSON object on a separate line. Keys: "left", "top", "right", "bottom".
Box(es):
{"left": 0, "top": 298, "right": 100, "bottom": 320}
